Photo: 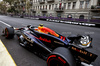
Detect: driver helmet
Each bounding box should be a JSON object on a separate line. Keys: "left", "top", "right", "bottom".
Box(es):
{"left": 39, "top": 24, "right": 44, "bottom": 27}
{"left": 38, "top": 24, "right": 44, "bottom": 30}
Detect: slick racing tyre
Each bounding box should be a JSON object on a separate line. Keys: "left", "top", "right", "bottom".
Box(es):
{"left": 5, "top": 27, "right": 14, "bottom": 39}
{"left": 47, "top": 47, "right": 76, "bottom": 66}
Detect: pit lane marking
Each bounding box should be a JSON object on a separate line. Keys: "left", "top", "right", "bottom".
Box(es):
{"left": 0, "top": 40, "right": 17, "bottom": 66}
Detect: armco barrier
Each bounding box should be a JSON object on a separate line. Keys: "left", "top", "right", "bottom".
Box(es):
{"left": 90, "top": 19, "right": 100, "bottom": 23}
{"left": 75, "top": 19, "right": 88, "bottom": 22}
{"left": 47, "top": 19, "right": 100, "bottom": 28}
{"left": 15, "top": 15, "right": 100, "bottom": 23}
{"left": 12, "top": 15, "right": 100, "bottom": 27}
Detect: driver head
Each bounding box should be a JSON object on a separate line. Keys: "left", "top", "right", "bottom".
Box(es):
{"left": 39, "top": 24, "right": 44, "bottom": 27}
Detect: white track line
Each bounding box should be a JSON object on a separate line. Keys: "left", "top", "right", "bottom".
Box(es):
{"left": 0, "top": 20, "right": 11, "bottom": 27}
{"left": 0, "top": 20, "right": 16, "bottom": 29}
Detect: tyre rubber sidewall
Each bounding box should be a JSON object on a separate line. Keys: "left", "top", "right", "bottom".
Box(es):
{"left": 5, "top": 27, "right": 14, "bottom": 39}
{"left": 47, "top": 47, "right": 76, "bottom": 66}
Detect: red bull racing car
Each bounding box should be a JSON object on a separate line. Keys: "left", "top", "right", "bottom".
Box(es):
{"left": 2, "top": 24, "right": 98, "bottom": 66}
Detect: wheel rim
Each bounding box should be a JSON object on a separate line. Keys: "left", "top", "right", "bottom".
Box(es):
{"left": 48, "top": 58, "right": 64, "bottom": 66}
{"left": 47, "top": 55, "right": 69, "bottom": 66}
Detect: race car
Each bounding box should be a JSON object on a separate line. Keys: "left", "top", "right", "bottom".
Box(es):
{"left": 2, "top": 24, "right": 98, "bottom": 66}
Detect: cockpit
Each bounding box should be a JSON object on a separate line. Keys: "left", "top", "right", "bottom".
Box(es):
{"left": 34, "top": 24, "right": 59, "bottom": 37}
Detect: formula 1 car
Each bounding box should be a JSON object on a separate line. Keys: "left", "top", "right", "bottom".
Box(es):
{"left": 2, "top": 24, "right": 98, "bottom": 66}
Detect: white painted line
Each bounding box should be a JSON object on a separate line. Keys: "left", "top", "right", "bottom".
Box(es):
{"left": 0, "top": 21, "right": 11, "bottom": 27}
{"left": 0, "top": 40, "right": 17, "bottom": 66}
{"left": 0, "top": 20, "right": 16, "bottom": 29}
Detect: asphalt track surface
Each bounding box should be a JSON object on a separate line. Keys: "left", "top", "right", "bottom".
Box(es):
{"left": 0, "top": 15, "right": 100, "bottom": 66}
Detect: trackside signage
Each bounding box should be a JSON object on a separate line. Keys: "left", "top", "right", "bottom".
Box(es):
{"left": 46, "top": 19, "right": 96, "bottom": 27}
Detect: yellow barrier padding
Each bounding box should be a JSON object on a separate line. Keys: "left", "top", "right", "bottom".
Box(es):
{"left": 0, "top": 40, "right": 17, "bottom": 66}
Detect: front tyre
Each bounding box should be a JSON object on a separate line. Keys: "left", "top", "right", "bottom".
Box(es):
{"left": 5, "top": 27, "right": 14, "bottom": 39}
{"left": 47, "top": 47, "right": 76, "bottom": 66}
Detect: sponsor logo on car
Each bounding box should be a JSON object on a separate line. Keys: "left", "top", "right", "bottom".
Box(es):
{"left": 39, "top": 37, "right": 51, "bottom": 43}
{"left": 71, "top": 47, "right": 93, "bottom": 57}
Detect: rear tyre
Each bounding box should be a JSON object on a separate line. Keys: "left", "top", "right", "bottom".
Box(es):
{"left": 47, "top": 47, "right": 76, "bottom": 66}
{"left": 5, "top": 27, "right": 14, "bottom": 39}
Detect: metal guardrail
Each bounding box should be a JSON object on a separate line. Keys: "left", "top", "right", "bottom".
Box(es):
{"left": 13, "top": 15, "right": 100, "bottom": 23}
